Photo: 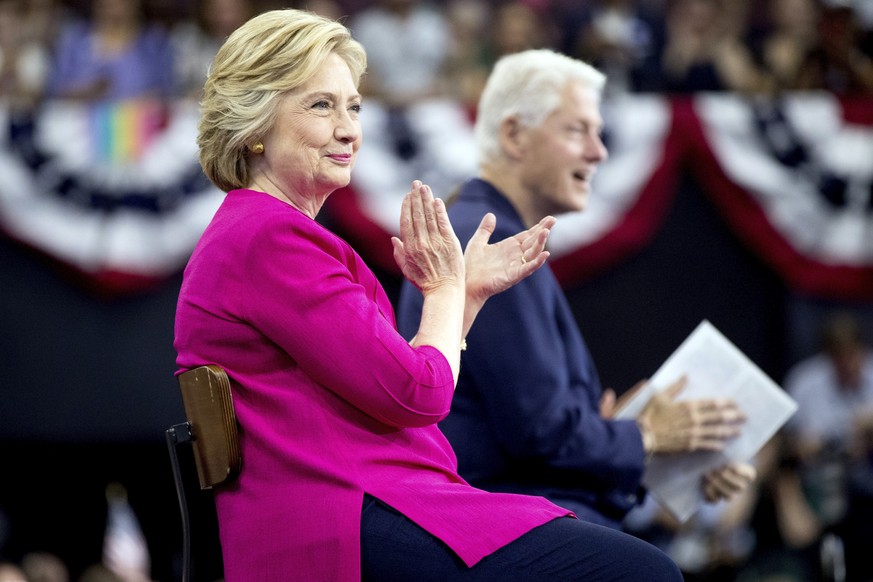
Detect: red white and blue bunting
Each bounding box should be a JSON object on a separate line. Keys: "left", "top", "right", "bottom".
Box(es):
{"left": 1, "top": 94, "right": 871, "bottom": 300}
{"left": 0, "top": 99, "right": 224, "bottom": 295}
{"left": 328, "top": 94, "right": 873, "bottom": 301}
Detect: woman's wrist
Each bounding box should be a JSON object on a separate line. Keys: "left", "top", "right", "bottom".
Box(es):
{"left": 421, "top": 276, "right": 465, "bottom": 298}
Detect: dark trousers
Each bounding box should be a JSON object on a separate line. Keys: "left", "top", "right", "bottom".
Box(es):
{"left": 360, "top": 494, "right": 682, "bottom": 581}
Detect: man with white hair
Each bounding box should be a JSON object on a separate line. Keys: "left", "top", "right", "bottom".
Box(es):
{"left": 398, "top": 49, "right": 756, "bottom": 528}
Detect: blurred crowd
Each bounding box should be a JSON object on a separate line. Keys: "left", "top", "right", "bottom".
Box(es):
{"left": 1, "top": 0, "right": 872, "bottom": 581}
{"left": 0, "top": 0, "right": 872, "bottom": 112}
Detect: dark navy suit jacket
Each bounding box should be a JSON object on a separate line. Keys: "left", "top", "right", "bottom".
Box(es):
{"left": 397, "top": 178, "right": 647, "bottom": 527}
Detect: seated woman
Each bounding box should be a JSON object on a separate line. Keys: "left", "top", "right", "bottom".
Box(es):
{"left": 173, "top": 8, "right": 683, "bottom": 581}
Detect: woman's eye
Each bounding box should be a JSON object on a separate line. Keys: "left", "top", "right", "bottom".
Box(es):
{"left": 349, "top": 103, "right": 362, "bottom": 114}
{"left": 313, "top": 100, "right": 330, "bottom": 110}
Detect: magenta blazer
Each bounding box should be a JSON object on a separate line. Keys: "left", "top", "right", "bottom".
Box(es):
{"left": 174, "top": 189, "right": 570, "bottom": 581}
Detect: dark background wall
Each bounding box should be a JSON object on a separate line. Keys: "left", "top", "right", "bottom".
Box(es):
{"left": 1, "top": 170, "right": 872, "bottom": 580}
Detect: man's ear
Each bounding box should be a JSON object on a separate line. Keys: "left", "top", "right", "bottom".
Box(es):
{"left": 499, "top": 115, "right": 526, "bottom": 160}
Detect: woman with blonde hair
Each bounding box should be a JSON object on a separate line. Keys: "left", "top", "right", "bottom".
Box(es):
{"left": 175, "top": 9, "right": 682, "bottom": 580}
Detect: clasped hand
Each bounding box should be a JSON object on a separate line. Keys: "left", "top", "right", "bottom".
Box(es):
{"left": 392, "top": 181, "right": 465, "bottom": 294}
{"left": 392, "top": 180, "right": 556, "bottom": 303}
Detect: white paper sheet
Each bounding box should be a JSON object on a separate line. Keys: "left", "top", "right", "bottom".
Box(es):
{"left": 615, "top": 320, "right": 797, "bottom": 522}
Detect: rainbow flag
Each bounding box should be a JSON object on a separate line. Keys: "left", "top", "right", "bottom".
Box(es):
{"left": 89, "top": 100, "right": 167, "bottom": 163}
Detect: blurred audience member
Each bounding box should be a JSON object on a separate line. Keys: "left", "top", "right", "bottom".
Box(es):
{"left": 171, "top": 0, "right": 254, "bottom": 98}
{"left": 0, "top": 0, "right": 58, "bottom": 107}
{"left": 350, "top": 0, "right": 450, "bottom": 160}
{"left": 747, "top": 0, "right": 822, "bottom": 92}
{"left": 781, "top": 311, "right": 873, "bottom": 579}
{"left": 807, "top": 0, "right": 873, "bottom": 94}
{"left": 439, "top": 0, "right": 556, "bottom": 112}
{"left": 21, "top": 552, "right": 69, "bottom": 582}
{"left": 45, "top": 0, "right": 174, "bottom": 101}
{"left": 440, "top": 0, "right": 491, "bottom": 112}
{"left": 24, "top": 0, "right": 65, "bottom": 44}
{"left": 785, "top": 312, "right": 873, "bottom": 472}
{"left": 746, "top": 0, "right": 873, "bottom": 94}
{"left": 482, "top": 1, "right": 555, "bottom": 67}
{"left": 566, "top": 0, "right": 657, "bottom": 96}
{"left": 350, "top": 0, "right": 449, "bottom": 107}
{"left": 0, "top": 561, "right": 26, "bottom": 582}
{"left": 635, "top": 0, "right": 765, "bottom": 93}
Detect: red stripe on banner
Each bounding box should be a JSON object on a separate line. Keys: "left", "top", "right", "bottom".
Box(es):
{"left": 550, "top": 99, "right": 688, "bottom": 289}
{"left": 840, "top": 95, "right": 873, "bottom": 126}
{"left": 323, "top": 96, "right": 873, "bottom": 301}
{"left": 685, "top": 100, "right": 873, "bottom": 302}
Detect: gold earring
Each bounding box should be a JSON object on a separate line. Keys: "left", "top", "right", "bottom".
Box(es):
{"left": 251, "top": 142, "right": 264, "bottom": 154}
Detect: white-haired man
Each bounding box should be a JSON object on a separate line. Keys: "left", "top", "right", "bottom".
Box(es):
{"left": 398, "top": 49, "right": 756, "bottom": 528}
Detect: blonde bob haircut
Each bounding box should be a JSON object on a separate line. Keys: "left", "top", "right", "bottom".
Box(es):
{"left": 198, "top": 9, "right": 367, "bottom": 192}
{"left": 475, "top": 49, "right": 605, "bottom": 166}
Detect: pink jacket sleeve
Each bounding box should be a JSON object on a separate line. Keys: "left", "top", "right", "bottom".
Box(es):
{"left": 234, "top": 211, "right": 454, "bottom": 428}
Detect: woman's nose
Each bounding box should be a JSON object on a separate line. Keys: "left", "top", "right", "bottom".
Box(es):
{"left": 335, "top": 112, "right": 360, "bottom": 143}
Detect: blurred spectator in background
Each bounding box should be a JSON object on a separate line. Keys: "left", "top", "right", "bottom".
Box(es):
{"left": 780, "top": 311, "right": 873, "bottom": 579}
{"left": 0, "top": 561, "right": 27, "bottom": 582}
{"left": 0, "top": 0, "right": 61, "bottom": 107}
{"left": 21, "top": 552, "right": 69, "bottom": 582}
{"left": 45, "top": 0, "right": 173, "bottom": 101}
{"left": 350, "top": 0, "right": 450, "bottom": 160}
{"left": 563, "top": 0, "right": 657, "bottom": 96}
{"left": 635, "top": 0, "right": 766, "bottom": 93}
{"left": 440, "top": 0, "right": 491, "bottom": 112}
{"left": 785, "top": 312, "right": 873, "bottom": 485}
{"left": 807, "top": 0, "right": 873, "bottom": 94}
{"left": 23, "top": 0, "right": 64, "bottom": 44}
{"left": 746, "top": 0, "right": 822, "bottom": 92}
{"left": 482, "top": 1, "right": 556, "bottom": 69}
{"left": 441, "top": 0, "right": 556, "bottom": 116}
{"left": 746, "top": 0, "right": 873, "bottom": 94}
{"left": 171, "top": 0, "right": 254, "bottom": 98}
{"left": 440, "top": 0, "right": 556, "bottom": 113}
{"left": 350, "top": 0, "right": 449, "bottom": 107}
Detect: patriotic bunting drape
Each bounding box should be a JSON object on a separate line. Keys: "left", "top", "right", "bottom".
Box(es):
{"left": 329, "top": 93, "right": 873, "bottom": 302}
{"left": 1, "top": 94, "right": 871, "bottom": 300}
{"left": 0, "top": 99, "right": 224, "bottom": 295}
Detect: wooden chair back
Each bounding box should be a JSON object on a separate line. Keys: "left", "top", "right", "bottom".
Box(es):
{"left": 177, "top": 364, "right": 241, "bottom": 489}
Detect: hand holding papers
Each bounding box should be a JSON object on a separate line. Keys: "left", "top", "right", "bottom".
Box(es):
{"left": 615, "top": 320, "right": 798, "bottom": 522}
